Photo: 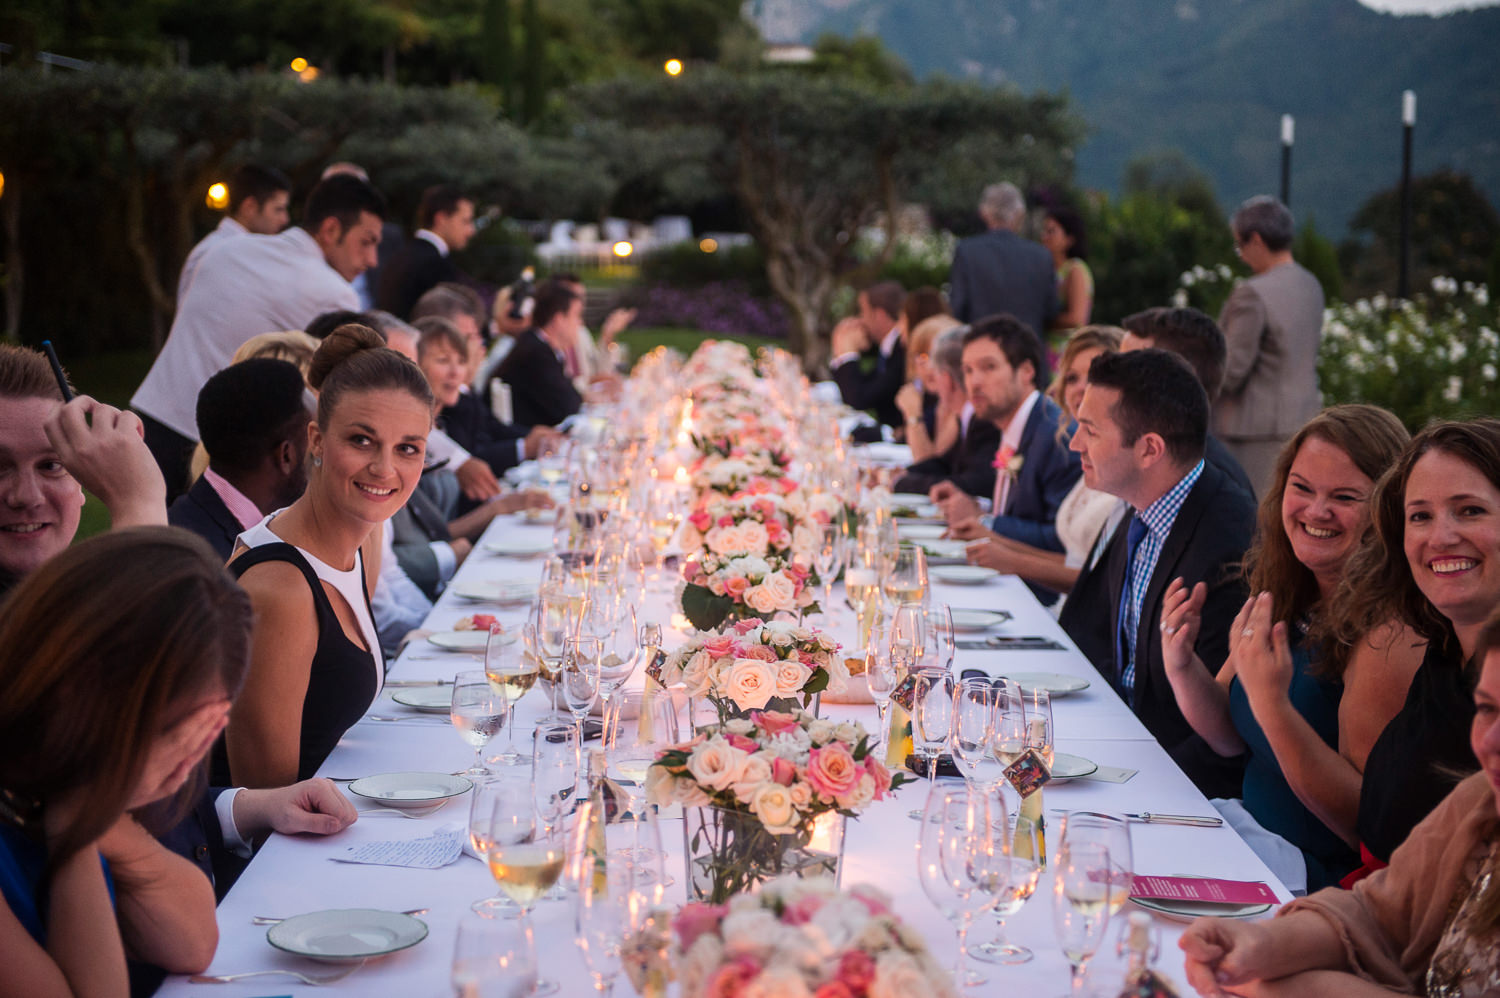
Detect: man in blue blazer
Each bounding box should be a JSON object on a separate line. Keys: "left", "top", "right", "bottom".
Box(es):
{"left": 934, "top": 315, "right": 1081, "bottom": 602}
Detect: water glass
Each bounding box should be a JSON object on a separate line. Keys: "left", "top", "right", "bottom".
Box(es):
{"left": 916, "top": 784, "right": 1005, "bottom": 988}
{"left": 451, "top": 911, "right": 538, "bottom": 998}
{"left": 451, "top": 670, "right": 505, "bottom": 776}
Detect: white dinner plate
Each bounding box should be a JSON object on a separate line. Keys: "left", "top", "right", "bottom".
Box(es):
{"left": 449, "top": 580, "right": 539, "bottom": 604}
{"left": 347, "top": 772, "right": 472, "bottom": 809}
{"left": 918, "top": 539, "right": 969, "bottom": 560}
{"left": 931, "top": 565, "right": 999, "bottom": 585}
{"left": 898, "top": 523, "right": 947, "bottom": 541}
{"left": 266, "top": 908, "right": 429, "bottom": 962}
{"left": 949, "top": 609, "right": 1011, "bottom": 632}
{"left": 1049, "top": 752, "right": 1099, "bottom": 781}
{"left": 1130, "top": 893, "right": 1274, "bottom": 922}
{"left": 998, "top": 672, "right": 1091, "bottom": 697}
{"left": 891, "top": 492, "right": 930, "bottom": 505}
{"left": 482, "top": 539, "right": 553, "bottom": 558}
{"left": 426, "top": 631, "right": 495, "bottom": 652}
{"left": 390, "top": 688, "right": 452, "bottom": 713}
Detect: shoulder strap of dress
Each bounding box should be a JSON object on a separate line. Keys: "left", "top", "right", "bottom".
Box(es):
{"left": 229, "top": 541, "right": 323, "bottom": 599}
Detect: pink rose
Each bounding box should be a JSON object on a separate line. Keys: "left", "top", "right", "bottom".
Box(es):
{"left": 752, "top": 498, "right": 777, "bottom": 519}
{"left": 703, "top": 635, "right": 736, "bottom": 658}
{"left": 674, "top": 902, "right": 727, "bottom": 949}
{"left": 777, "top": 477, "right": 799, "bottom": 495}
{"left": 814, "top": 984, "right": 855, "bottom": 998}
{"left": 781, "top": 894, "right": 824, "bottom": 926}
{"left": 706, "top": 955, "right": 760, "bottom": 998}
{"left": 837, "top": 950, "right": 876, "bottom": 991}
{"left": 689, "top": 510, "right": 713, "bottom": 531}
{"left": 863, "top": 755, "right": 892, "bottom": 800}
{"left": 752, "top": 709, "right": 801, "bottom": 736}
{"left": 770, "top": 756, "right": 797, "bottom": 785}
{"left": 743, "top": 644, "right": 778, "bottom": 663}
{"left": 683, "top": 560, "right": 701, "bottom": 580}
{"left": 805, "top": 743, "right": 861, "bottom": 800}
{"left": 724, "top": 576, "right": 750, "bottom": 598}
{"left": 717, "top": 515, "right": 736, "bottom": 528}
{"left": 732, "top": 618, "right": 762, "bottom": 635}
{"left": 749, "top": 477, "right": 772, "bottom": 495}
{"left": 724, "top": 731, "right": 758, "bottom": 753}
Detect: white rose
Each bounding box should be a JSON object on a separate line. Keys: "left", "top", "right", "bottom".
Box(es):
{"left": 724, "top": 718, "right": 756, "bottom": 736}
{"left": 808, "top": 492, "right": 841, "bottom": 521}
{"left": 644, "top": 761, "right": 676, "bottom": 806}
{"left": 738, "top": 519, "right": 770, "bottom": 557}
{"left": 790, "top": 523, "right": 820, "bottom": 562}
{"left": 822, "top": 652, "right": 851, "bottom": 694}
{"left": 742, "top": 583, "right": 782, "bottom": 616}
{"left": 774, "top": 659, "right": 813, "bottom": 696}
{"left": 758, "top": 570, "right": 798, "bottom": 611}
{"left": 730, "top": 555, "right": 771, "bottom": 579}
{"left": 782, "top": 491, "right": 809, "bottom": 519}
{"left": 686, "top": 736, "right": 748, "bottom": 792}
{"left": 871, "top": 951, "right": 940, "bottom": 998}
{"left": 749, "top": 782, "right": 799, "bottom": 834}
{"left": 833, "top": 721, "right": 862, "bottom": 744}
{"left": 679, "top": 522, "right": 704, "bottom": 554}
{"left": 733, "top": 755, "right": 775, "bottom": 803}
{"left": 681, "top": 649, "right": 715, "bottom": 697}
{"left": 672, "top": 775, "right": 712, "bottom": 807}
{"left": 677, "top": 935, "right": 723, "bottom": 998}
{"left": 788, "top": 781, "right": 813, "bottom": 809}
{"left": 723, "top": 658, "right": 777, "bottom": 710}
{"left": 705, "top": 523, "right": 744, "bottom": 557}
{"left": 720, "top": 907, "right": 779, "bottom": 957}
{"left": 807, "top": 718, "right": 835, "bottom": 745}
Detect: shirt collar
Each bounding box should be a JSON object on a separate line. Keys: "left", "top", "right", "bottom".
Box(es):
{"left": 1000, "top": 390, "right": 1040, "bottom": 451}
{"left": 415, "top": 228, "right": 450, "bottom": 257}
{"left": 879, "top": 326, "right": 901, "bottom": 357}
{"left": 1136, "top": 459, "right": 1205, "bottom": 538}
{"left": 202, "top": 468, "right": 264, "bottom": 531}
{"left": 217, "top": 216, "right": 248, "bottom": 236}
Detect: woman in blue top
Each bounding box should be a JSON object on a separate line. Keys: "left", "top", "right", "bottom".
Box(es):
{"left": 1159, "top": 405, "right": 1421, "bottom": 891}
{"left": 0, "top": 528, "right": 252, "bottom": 997}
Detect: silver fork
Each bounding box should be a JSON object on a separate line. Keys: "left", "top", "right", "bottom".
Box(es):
{"left": 251, "top": 908, "right": 427, "bottom": 925}
{"left": 188, "top": 961, "right": 363, "bottom": 985}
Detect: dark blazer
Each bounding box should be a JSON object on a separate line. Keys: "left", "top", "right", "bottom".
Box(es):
{"left": 496, "top": 329, "right": 582, "bottom": 429}
{"left": 438, "top": 390, "right": 527, "bottom": 476}
{"left": 1058, "top": 460, "right": 1255, "bottom": 799}
{"left": 376, "top": 237, "right": 458, "bottom": 319}
{"left": 1206, "top": 432, "right": 1257, "bottom": 502}
{"left": 832, "top": 337, "right": 906, "bottom": 428}
{"left": 894, "top": 412, "right": 1000, "bottom": 499}
{"left": 390, "top": 483, "right": 457, "bottom": 600}
{"left": 167, "top": 475, "right": 243, "bottom": 562}
{"left": 948, "top": 228, "right": 1059, "bottom": 338}
{"left": 986, "top": 395, "right": 1081, "bottom": 556}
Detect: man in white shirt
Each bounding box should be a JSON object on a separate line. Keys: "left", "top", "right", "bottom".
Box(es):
{"left": 176, "top": 164, "right": 291, "bottom": 303}
{"left": 132, "top": 174, "right": 386, "bottom": 499}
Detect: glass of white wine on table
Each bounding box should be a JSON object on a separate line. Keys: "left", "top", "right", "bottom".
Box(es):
{"left": 485, "top": 627, "right": 538, "bottom": 768}
{"left": 882, "top": 543, "right": 929, "bottom": 613}
{"left": 486, "top": 788, "right": 566, "bottom": 995}
{"left": 451, "top": 670, "right": 506, "bottom": 777}
{"left": 1052, "top": 839, "right": 1114, "bottom": 998}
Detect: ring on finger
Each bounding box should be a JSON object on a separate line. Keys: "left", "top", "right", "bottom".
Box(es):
{"left": 1241, "top": 627, "right": 1254, "bottom": 637}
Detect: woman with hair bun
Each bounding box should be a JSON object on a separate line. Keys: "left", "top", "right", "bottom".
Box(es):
{"left": 220, "top": 323, "right": 435, "bottom": 788}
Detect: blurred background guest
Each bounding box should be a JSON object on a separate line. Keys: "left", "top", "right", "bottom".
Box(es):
{"left": 1040, "top": 205, "right": 1093, "bottom": 347}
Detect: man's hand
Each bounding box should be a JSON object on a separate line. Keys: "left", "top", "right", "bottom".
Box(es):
{"left": 45, "top": 396, "right": 167, "bottom": 528}
{"left": 523, "top": 426, "right": 563, "bottom": 460}
{"left": 947, "top": 515, "right": 990, "bottom": 541}
{"left": 831, "top": 317, "right": 869, "bottom": 357}
{"left": 232, "top": 778, "right": 359, "bottom": 839}
{"left": 455, "top": 457, "right": 501, "bottom": 501}
{"left": 450, "top": 537, "right": 473, "bottom": 566}
{"left": 935, "top": 486, "right": 981, "bottom": 524}
{"left": 598, "top": 307, "right": 636, "bottom": 348}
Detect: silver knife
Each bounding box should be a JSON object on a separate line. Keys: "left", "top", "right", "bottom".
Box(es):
{"left": 384, "top": 679, "right": 453, "bottom": 688}
{"left": 1124, "top": 812, "right": 1222, "bottom": 827}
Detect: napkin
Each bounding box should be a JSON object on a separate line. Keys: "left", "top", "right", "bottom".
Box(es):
{"left": 332, "top": 822, "right": 465, "bottom": 869}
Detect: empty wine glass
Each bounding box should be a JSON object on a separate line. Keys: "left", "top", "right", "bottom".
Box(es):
{"left": 813, "top": 521, "right": 843, "bottom": 623}
{"left": 1053, "top": 840, "right": 1113, "bottom": 997}
{"left": 890, "top": 600, "right": 926, "bottom": 674}
{"left": 917, "top": 784, "right": 1004, "bottom": 989}
{"left": 451, "top": 910, "right": 538, "bottom": 998}
{"left": 597, "top": 605, "right": 640, "bottom": 728}
{"left": 532, "top": 722, "right": 580, "bottom": 836}
{"left": 925, "top": 603, "right": 957, "bottom": 672}
{"left": 451, "top": 670, "right": 505, "bottom": 777}
{"left": 561, "top": 632, "right": 603, "bottom": 742}
{"left": 864, "top": 619, "right": 902, "bottom": 753}
{"left": 952, "top": 678, "right": 1003, "bottom": 789}
{"left": 485, "top": 628, "right": 536, "bottom": 768}
{"left": 1024, "top": 689, "right": 1055, "bottom": 768}
{"left": 972, "top": 808, "right": 1041, "bottom": 965}
{"left": 909, "top": 669, "right": 953, "bottom": 820}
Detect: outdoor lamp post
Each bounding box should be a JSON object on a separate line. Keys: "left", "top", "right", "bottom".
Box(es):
{"left": 1279, "top": 114, "right": 1294, "bottom": 208}
{"left": 1398, "top": 90, "right": 1415, "bottom": 300}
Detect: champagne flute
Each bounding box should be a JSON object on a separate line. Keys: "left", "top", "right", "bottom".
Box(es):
{"left": 973, "top": 809, "right": 1041, "bottom": 965}
{"left": 916, "top": 784, "right": 1003, "bottom": 988}
{"left": 451, "top": 910, "right": 538, "bottom": 998}
{"left": 487, "top": 793, "right": 565, "bottom": 995}
{"left": 909, "top": 669, "right": 953, "bottom": 820}
{"left": 485, "top": 628, "right": 536, "bottom": 768}
{"left": 451, "top": 670, "right": 506, "bottom": 777}
{"left": 562, "top": 632, "right": 604, "bottom": 743}
{"left": 1053, "top": 840, "right": 1113, "bottom": 997}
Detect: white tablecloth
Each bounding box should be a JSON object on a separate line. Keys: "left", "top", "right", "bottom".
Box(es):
{"left": 158, "top": 513, "right": 1291, "bottom": 997}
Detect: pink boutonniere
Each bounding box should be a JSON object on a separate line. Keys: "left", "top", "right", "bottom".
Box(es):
{"left": 992, "top": 444, "right": 1023, "bottom": 477}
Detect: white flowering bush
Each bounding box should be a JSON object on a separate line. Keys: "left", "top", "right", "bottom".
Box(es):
{"left": 1319, "top": 278, "right": 1498, "bottom": 429}
{"left": 1171, "top": 262, "right": 1238, "bottom": 317}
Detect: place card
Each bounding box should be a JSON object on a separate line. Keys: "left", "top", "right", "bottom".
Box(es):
{"left": 1129, "top": 874, "right": 1278, "bottom": 905}
{"left": 1078, "top": 764, "right": 1138, "bottom": 784}
{"left": 332, "top": 823, "right": 465, "bottom": 869}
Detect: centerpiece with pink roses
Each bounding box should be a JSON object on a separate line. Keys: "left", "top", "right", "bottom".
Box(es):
{"left": 645, "top": 706, "right": 912, "bottom": 903}
{"left": 624, "top": 877, "right": 956, "bottom": 998}
{"left": 656, "top": 617, "right": 851, "bottom": 720}
{"left": 677, "top": 492, "right": 822, "bottom": 631}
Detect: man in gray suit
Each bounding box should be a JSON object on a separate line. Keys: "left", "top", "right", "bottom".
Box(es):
{"left": 948, "top": 182, "right": 1058, "bottom": 337}
{"left": 1214, "top": 195, "right": 1325, "bottom": 493}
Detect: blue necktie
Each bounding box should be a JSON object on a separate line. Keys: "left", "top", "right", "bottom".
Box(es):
{"left": 1115, "top": 515, "right": 1149, "bottom": 706}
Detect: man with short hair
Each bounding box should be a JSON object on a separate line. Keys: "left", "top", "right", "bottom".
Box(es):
{"left": 1058, "top": 349, "right": 1255, "bottom": 798}
{"left": 133, "top": 174, "right": 386, "bottom": 499}
{"left": 177, "top": 164, "right": 292, "bottom": 302}
{"left": 829, "top": 280, "right": 908, "bottom": 429}
{"left": 496, "top": 279, "right": 585, "bottom": 428}
{"left": 167, "top": 358, "right": 312, "bottom": 560}
{"left": 935, "top": 315, "right": 1080, "bottom": 602}
{"left": 948, "top": 182, "right": 1058, "bottom": 337}
{"left": 377, "top": 185, "right": 477, "bottom": 319}
{"left": 1215, "top": 195, "right": 1325, "bottom": 493}
{"left": 1120, "top": 306, "right": 1257, "bottom": 499}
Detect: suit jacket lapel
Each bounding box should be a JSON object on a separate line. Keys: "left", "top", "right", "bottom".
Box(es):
{"left": 193, "top": 477, "right": 249, "bottom": 551}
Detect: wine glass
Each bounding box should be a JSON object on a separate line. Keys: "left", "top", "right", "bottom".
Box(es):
{"left": 451, "top": 670, "right": 506, "bottom": 777}
{"left": 890, "top": 600, "right": 926, "bottom": 674}
{"left": 973, "top": 808, "right": 1041, "bottom": 965}
{"left": 951, "top": 678, "right": 1003, "bottom": 789}
{"left": 604, "top": 688, "right": 679, "bottom": 819}
{"left": 487, "top": 793, "right": 566, "bottom": 994}
{"left": 532, "top": 722, "right": 580, "bottom": 836}
{"left": 909, "top": 669, "right": 953, "bottom": 820}
{"left": 1052, "top": 840, "right": 1113, "bottom": 997}
{"left": 916, "top": 784, "right": 1004, "bottom": 989}
{"left": 1024, "top": 689, "right": 1055, "bottom": 769}
{"left": 813, "top": 521, "right": 843, "bottom": 623}
{"left": 561, "top": 632, "right": 603, "bottom": 742}
{"left": 450, "top": 910, "right": 538, "bottom": 998}
{"left": 864, "top": 619, "right": 901, "bottom": 754}
{"left": 596, "top": 605, "right": 640, "bottom": 729}
{"left": 485, "top": 628, "right": 536, "bottom": 768}
{"left": 531, "top": 595, "right": 576, "bottom": 722}
{"left": 925, "top": 603, "right": 957, "bottom": 672}
{"left": 1056, "top": 812, "right": 1134, "bottom": 920}
{"left": 845, "top": 542, "right": 882, "bottom": 643}
{"left": 882, "top": 544, "right": 929, "bottom": 613}
{"left": 468, "top": 778, "right": 520, "bottom": 917}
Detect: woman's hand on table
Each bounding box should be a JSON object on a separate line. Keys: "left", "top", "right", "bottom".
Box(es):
{"left": 234, "top": 778, "right": 359, "bottom": 839}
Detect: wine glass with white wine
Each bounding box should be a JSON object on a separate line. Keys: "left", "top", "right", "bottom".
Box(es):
{"left": 485, "top": 627, "right": 538, "bottom": 768}
{"left": 486, "top": 789, "right": 566, "bottom": 995}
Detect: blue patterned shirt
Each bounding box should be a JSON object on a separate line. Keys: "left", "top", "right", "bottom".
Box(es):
{"left": 1122, "top": 460, "right": 1205, "bottom": 694}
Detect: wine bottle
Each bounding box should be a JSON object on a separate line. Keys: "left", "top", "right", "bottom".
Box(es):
{"left": 580, "top": 748, "right": 610, "bottom": 894}
{"left": 508, "top": 266, "right": 535, "bottom": 320}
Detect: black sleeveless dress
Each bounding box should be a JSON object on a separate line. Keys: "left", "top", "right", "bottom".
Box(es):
{"left": 211, "top": 542, "right": 378, "bottom": 785}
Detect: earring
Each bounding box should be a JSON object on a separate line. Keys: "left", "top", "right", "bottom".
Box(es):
{"left": 313, "top": 456, "right": 323, "bottom": 467}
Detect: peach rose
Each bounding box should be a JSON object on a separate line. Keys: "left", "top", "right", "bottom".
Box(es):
{"left": 758, "top": 571, "right": 798, "bottom": 611}
{"left": 724, "top": 659, "right": 777, "bottom": 710}
{"left": 743, "top": 643, "right": 778, "bottom": 663}
{"left": 749, "top": 782, "right": 799, "bottom": 834}
{"left": 723, "top": 575, "right": 750, "bottom": 599}
{"left": 774, "top": 659, "right": 813, "bottom": 696}
{"left": 686, "top": 736, "right": 748, "bottom": 792}
{"left": 737, "top": 519, "right": 770, "bottom": 557}
{"left": 741, "top": 583, "right": 781, "bottom": 616}
{"left": 805, "top": 742, "right": 861, "bottom": 800}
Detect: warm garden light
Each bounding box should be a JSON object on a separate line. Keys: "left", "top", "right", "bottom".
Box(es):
{"left": 612, "top": 240, "right": 634, "bottom": 258}
{"left": 290, "top": 57, "right": 309, "bottom": 73}
{"left": 664, "top": 59, "right": 683, "bottom": 77}
{"left": 205, "top": 182, "right": 229, "bottom": 210}
{"left": 699, "top": 237, "right": 718, "bottom": 253}
{"left": 0, "top": 171, "right": 6, "bottom": 200}
{"left": 298, "top": 65, "right": 320, "bottom": 83}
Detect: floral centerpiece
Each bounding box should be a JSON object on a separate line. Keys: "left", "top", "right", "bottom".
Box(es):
{"left": 688, "top": 449, "right": 795, "bottom": 502}
{"left": 656, "top": 618, "right": 849, "bottom": 717}
{"left": 646, "top": 707, "right": 911, "bottom": 903}
{"left": 678, "top": 493, "right": 822, "bottom": 629}
{"left": 627, "top": 877, "right": 955, "bottom": 998}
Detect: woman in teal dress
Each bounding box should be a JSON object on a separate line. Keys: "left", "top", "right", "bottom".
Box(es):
{"left": 1159, "top": 405, "right": 1421, "bottom": 891}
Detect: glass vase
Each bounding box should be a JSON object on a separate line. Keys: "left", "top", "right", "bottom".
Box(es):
{"left": 682, "top": 803, "right": 844, "bottom": 904}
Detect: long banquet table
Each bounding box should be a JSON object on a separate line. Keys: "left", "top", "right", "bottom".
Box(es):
{"left": 159, "top": 508, "right": 1292, "bottom": 997}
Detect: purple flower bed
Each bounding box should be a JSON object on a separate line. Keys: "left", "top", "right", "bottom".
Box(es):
{"left": 630, "top": 281, "right": 789, "bottom": 340}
